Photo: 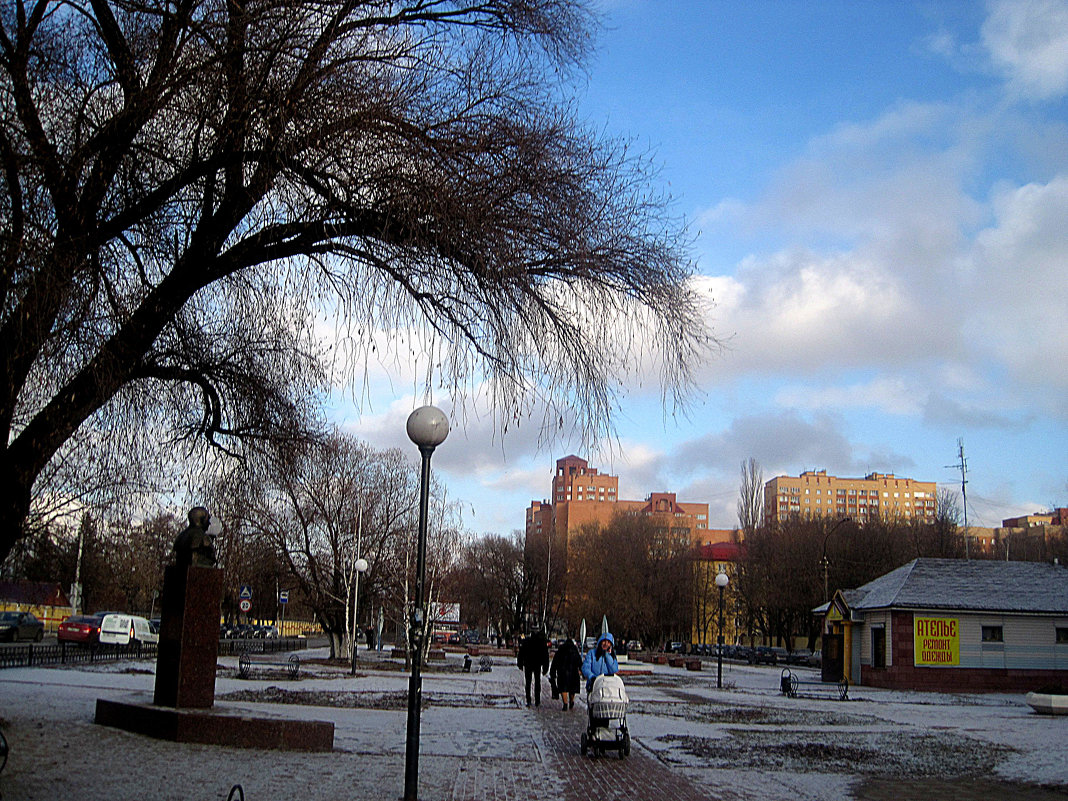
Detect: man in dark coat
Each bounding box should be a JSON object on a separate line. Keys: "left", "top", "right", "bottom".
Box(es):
{"left": 516, "top": 630, "right": 550, "bottom": 707}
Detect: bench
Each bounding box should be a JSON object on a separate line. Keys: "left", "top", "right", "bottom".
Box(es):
{"left": 238, "top": 652, "right": 301, "bottom": 680}
{"left": 779, "top": 668, "right": 848, "bottom": 701}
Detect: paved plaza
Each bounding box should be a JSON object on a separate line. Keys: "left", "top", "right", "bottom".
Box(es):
{"left": 1, "top": 646, "right": 1066, "bottom": 800}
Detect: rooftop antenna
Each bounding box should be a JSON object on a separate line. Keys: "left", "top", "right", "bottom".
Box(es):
{"left": 946, "top": 438, "right": 969, "bottom": 558}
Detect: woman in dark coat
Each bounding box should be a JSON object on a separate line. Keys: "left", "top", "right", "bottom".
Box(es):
{"left": 549, "top": 637, "right": 583, "bottom": 710}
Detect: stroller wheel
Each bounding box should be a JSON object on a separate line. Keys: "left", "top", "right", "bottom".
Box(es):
{"left": 580, "top": 732, "right": 588, "bottom": 756}
{"left": 621, "top": 732, "right": 631, "bottom": 758}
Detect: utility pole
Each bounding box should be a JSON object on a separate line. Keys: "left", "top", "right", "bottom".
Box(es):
{"left": 947, "top": 438, "right": 969, "bottom": 558}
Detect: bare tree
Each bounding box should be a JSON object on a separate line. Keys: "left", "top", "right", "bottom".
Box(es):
{"left": 0, "top": 0, "right": 713, "bottom": 565}
{"left": 737, "top": 457, "right": 764, "bottom": 535}
{"left": 448, "top": 532, "right": 530, "bottom": 639}
{"left": 211, "top": 434, "right": 411, "bottom": 657}
{"left": 567, "top": 513, "right": 692, "bottom": 650}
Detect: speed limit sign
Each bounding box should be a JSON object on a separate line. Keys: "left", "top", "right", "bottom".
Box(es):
{"left": 239, "top": 599, "right": 252, "bottom": 612}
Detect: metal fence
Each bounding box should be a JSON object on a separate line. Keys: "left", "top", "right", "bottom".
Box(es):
{"left": 0, "top": 637, "right": 306, "bottom": 669}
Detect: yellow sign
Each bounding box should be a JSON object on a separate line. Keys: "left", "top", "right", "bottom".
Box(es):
{"left": 914, "top": 616, "right": 959, "bottom": 666}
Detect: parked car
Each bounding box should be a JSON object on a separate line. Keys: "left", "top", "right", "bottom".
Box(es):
{"left": 58, "top": 614, "right": 105, "bottom": 645}
{"left": 729, "top": 644, "right": 753, "bottom": 661}
{"left": 748, "top": 646, "right": 787, "bottom": 665}
{"left": 786, "top": 648, "right": 813, "bottom": 666}
{"left": 98, "top": 614, "right": 159, "bottom": 646}
{"left": 806, "top": 649, "right": 823, "bottom": 668}
{"left": 0, "top": 611, "right": 44, "bottom": 642}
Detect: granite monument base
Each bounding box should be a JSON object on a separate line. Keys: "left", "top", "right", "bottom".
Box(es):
{"left": 154, "top": 564, "right": 223, "bottom": 708}
{"left": 95, "top": 695, "right": 334, "bottom": 751}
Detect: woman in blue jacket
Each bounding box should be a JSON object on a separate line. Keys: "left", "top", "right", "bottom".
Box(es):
{"left": 581, "top": 632, "right": 619, "bottom": 692}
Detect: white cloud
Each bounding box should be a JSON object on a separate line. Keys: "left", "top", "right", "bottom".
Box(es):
{"left": 982, "top": 0, "right": 1068, "bottom": 100}
{"left": 965, "top": 174, "right": 1068, "bottom": 415}
{"left": 775, "top": 377, "right": 925, "bottom": 418}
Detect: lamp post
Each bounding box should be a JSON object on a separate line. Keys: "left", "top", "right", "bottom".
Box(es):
{"left": 350, "top": 503, "right": 368, "bottom": 676}
{"left": 403, "top": 405, "right": 449, "bottom": 801}
{"left": 715, "top": 570, "right": 729, "bottom": 689}
{"left": 820, "top": 517, "right": 852, "bottom": 601}
{"left": 349, "top": 556, "right": 368, "bottom": 676}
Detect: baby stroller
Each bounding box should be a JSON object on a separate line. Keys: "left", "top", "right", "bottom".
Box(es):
{"left": 580, "top": 674, "right": 631, "bottom": 758}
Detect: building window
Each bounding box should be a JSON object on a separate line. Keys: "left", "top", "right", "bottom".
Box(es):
{"left": 872, "top": 626, "right": 886, "bottom": 669}
{"left": 981, "top": 625, "right": 1004, "bottom": 643}
{"left": 1056, "top": 627, "right": 1068, "bottom": 644}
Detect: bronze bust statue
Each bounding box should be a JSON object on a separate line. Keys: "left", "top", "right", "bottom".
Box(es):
{"left": 173, "top": 506, "right": 217, "bottom": 568}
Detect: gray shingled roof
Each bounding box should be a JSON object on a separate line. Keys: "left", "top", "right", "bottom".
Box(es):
{"left": 848, "top": 558, "right": 1068, "bottom": 614}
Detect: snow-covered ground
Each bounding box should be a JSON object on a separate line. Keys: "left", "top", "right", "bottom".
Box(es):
{"left": 0, "top": 647, "right": 1065, "bottom": 800}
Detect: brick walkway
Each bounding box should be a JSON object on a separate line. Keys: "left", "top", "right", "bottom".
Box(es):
{"left": 448, "top": 671, "right": 728, "bottom": 801}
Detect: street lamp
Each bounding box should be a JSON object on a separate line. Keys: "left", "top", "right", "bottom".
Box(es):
{"left": 350, "top": 556, "right": 368, "bottom": 676}
{"left": 820, "top": 517, "right": 852, "bottom": 601}
{"left": 715, "top": 570, "right": 729, "bottom": 689}
{"left": 403, "top": 405, "right": 449, "bottom": 801}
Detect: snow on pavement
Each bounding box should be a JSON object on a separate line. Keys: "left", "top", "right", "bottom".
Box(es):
{"left": 0, "top": 647, "right": 1065, "bottom": 800}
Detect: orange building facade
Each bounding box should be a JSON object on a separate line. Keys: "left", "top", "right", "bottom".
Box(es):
{"left": 525, "top": 455, "right": 716, "bottom": 551}
{"left": 763, "top": 470, "right": 937, "bottom": 526}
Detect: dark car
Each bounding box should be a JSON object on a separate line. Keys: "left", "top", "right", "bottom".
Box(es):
{"left": 58, "top": 614, "right": 105, "bottom": 645}
{"left": 731, "top": 645, "right": 753, "bottom": 661}
{"left": 748, "top": 646, "right": 786, "bottom": 665}
{"left": 0, "top": 611, "right": 44, "bottom": 642}
{"left": 786, "top": 648, "right": 813, "bottom": 666}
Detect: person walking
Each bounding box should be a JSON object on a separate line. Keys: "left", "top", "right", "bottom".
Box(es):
{"left": 549, "top": 636, "right": 582, "bottom": 710}
{"left": 581, "top": 631, "right": 619, "bottom": 692}
{"left": 517, "top": 630, "right": 550, "bottom": 707}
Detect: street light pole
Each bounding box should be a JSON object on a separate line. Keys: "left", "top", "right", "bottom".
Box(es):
{"left": 715, "top": 571, "right": 729, "bottom": 689}
{"left": 820, "top": 517, "right": 852, "bottom": 602}
{"left": 350, "top": 558, "right": 368, "bottom": 675}
{"left": 403, "top": 406, "right": 449, "bottom": 801}
{"left": 351, "top": 505, "right": 368, "bottom": 677}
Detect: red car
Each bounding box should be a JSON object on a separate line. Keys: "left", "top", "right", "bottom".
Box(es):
{"left": 58, "top": 614, "right": 104, "bottom": 645}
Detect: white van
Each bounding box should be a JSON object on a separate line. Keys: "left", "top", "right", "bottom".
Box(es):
{"left": 99, "top": 614, "right": 159, "bottom": 646}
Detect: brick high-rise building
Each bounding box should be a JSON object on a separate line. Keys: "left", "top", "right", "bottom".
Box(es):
{"left": 763, "top": 470, "right": 938, "bottom": 526}
{"left": 525, "top": 455, "right": 714, "bottom": 550}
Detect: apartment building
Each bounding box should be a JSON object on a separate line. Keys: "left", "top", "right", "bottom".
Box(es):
{"left": 763, "top": 470, "right": 937, "bottom": 525}
{"left": 525, "top": 455, "right": 713, "bottom": 549}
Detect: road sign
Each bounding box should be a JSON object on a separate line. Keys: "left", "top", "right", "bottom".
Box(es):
{"left": 279, "top": 591, "right": 289, "bottom": 604}
{"left": 239, "top": 599, "right": 252, "bottom": 612}
{"left": 239, "top": 585, "right": 252, "bottom": 600}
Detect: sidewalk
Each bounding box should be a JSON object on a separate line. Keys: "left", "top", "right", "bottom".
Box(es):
{"left": 2, "top": 647, "right": 1066, "bottom": 800}
{"left": 0, "top": 649, "right": 724, "bottom": 801}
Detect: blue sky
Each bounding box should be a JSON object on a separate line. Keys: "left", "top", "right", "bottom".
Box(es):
{"left": 338, "top": 0, "right": 1068, "bottom": 534}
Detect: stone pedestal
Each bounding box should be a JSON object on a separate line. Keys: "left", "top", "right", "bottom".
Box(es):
{"left": 96, "top": 561, "right": 334, "bottom": 751}
{"left": 153, "top": 564, "right": 223, "bottom": 708}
